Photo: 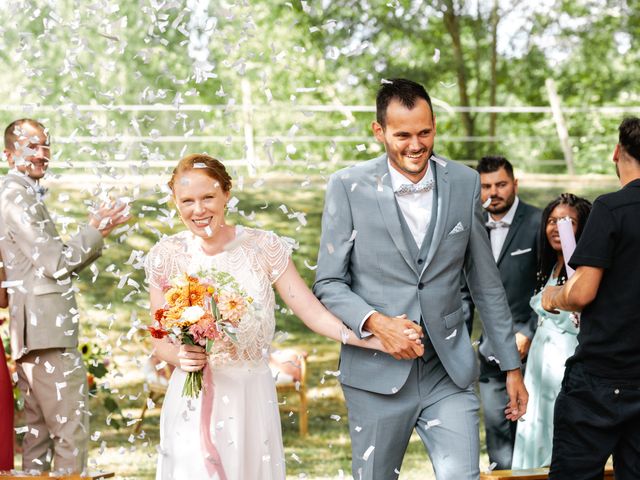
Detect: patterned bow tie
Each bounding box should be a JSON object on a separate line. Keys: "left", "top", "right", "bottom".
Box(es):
{"left": 486, "top": 220, "right": 510, "bottom": 230}
{"left": 395, "top": 179, "right": 435, "bottom": 196}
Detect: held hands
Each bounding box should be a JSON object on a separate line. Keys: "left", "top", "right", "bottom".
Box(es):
{"left": 177, "top": 344, "right": 207, "bottom": 372}
{"left": 504, "top": 368, "right": 528, "bottom": 422}
{"left": 364, "top": 312, "right": 424, "bottom": 360}
{"left": 89, "top": 199, "right": 132, "bottom": 237}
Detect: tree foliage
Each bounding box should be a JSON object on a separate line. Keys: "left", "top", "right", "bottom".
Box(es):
{"left": 0, "top": 0, "right": 638, "bottom": 173}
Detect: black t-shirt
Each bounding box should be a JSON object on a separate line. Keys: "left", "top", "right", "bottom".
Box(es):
{"left": 567, "top": 178, "right": 640, "bottom": 379}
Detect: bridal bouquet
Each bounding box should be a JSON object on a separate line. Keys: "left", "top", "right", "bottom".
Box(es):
{"left": 147, "top": 269, "right": 252, "bottom": 397}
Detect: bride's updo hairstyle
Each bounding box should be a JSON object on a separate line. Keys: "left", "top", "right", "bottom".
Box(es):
{"left": 168, "top": 153, "right": 232, "bottom": 193}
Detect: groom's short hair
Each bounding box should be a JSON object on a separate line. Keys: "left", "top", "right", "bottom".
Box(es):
{"left": 619, "top": 116, "right": 640, "bottom": 163}
{"left": 376, "top": 79, "right": 433, "bottom": 128}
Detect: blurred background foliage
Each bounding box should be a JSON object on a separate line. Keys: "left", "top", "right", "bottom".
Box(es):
{"left": 0, "top": 0, "right": 639, "bottom": 174}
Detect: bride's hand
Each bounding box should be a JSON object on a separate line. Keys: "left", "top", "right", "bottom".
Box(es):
{"left": 177, "top": 344, "right": 207, "bottom": 372}
{"left": 397, "top": 314, "right": 423, "bottom": 344}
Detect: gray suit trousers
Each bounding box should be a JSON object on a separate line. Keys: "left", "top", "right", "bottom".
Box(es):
{"left": 342, "top": 359, "right": 480, "bottom": 480}
{"left": 17, "top": 348, "right": 89, "bottom": 473}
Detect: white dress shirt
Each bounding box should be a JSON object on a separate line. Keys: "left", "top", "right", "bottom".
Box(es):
{"left": 387, "top": 159, "right": 435, "bottom": 248}
{"left": 359, "top": 159, "right": 435, "bottom": 336}
{"left": 486, "top": 196, "right": 519, "bottom": 262}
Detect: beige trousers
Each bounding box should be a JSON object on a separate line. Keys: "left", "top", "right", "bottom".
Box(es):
{"left": 16, "top": 347, "right": 89, "bottom": 473}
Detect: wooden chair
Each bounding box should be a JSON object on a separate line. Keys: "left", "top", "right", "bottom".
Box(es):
{"left": 269, "top": 349, "right": 309, "bottom": 437}
{"left": 0, "top": 471, "right": 114, "bottom": 479}
{"left": 135, "top": 349, "right": 310, "bottom": 437}
{"left": 480, "top": 466, "right": 614, "bottom": 479}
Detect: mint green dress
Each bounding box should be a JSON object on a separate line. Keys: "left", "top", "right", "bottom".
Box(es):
{"left": 511, "top": 275, "right": 579, "bottom": 469}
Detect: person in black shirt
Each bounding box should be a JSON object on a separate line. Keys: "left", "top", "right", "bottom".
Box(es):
{"left": 542, "top": 116, "right": 640, "bottom": 480}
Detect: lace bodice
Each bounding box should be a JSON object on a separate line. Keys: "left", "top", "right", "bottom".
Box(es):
{"left": 145, "top": 226, "right": 293, "bottom": 366}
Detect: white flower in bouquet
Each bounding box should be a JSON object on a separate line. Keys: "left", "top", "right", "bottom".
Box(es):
{"left": 181, "top": 305, "right": 205, "bottom": 325}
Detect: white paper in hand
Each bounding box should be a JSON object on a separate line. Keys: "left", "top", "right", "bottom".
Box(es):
{"left": 557, "top": 217, "right": 577, "bottom": 278}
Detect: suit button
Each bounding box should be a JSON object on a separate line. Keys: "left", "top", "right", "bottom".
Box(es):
{"left": 418, "top": 282, "right": 424, "bottom": 290}
{"left": 417, "top": 258, "right": 424, "bottom": 264}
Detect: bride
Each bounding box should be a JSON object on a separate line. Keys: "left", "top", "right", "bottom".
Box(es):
{"left": 145, "top": 153, "right": 423, "bottom": 480}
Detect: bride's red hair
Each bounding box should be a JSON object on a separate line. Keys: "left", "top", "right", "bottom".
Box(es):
{"left": 168, "top": 153, "right": 232, "bottom": 193}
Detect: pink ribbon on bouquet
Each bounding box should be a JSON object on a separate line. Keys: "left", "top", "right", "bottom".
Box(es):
{"left": 557, "top": 217, "right": 577, "bottom": 278}
{"left": 200, "top": 365, "right": 227, "bottom": 480}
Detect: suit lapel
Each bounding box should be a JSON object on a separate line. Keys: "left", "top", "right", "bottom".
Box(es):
{"left": 423, "top": 155, "right": 450, "bottom": 273}
{"left": 496, "top": 202, "right": 524, "bottom": 265}
{"left": 374, "top": 156, "right": 419, "bottom": 276}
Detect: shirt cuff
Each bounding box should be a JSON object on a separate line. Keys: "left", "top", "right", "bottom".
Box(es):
{"left": 359, "top": 310, "right": 377, "bottom": 338}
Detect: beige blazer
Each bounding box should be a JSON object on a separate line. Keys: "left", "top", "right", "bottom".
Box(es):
{"left": 0, "top": 174, "right": 104, "bottom": 360}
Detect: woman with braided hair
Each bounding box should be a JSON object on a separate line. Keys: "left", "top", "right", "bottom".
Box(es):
{"left": 512, "top": 193, "right": 592, "bottom": 469}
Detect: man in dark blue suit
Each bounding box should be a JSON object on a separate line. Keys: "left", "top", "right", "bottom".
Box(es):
{"left": 470, "top": 156, "right": 541, "bottom": 469}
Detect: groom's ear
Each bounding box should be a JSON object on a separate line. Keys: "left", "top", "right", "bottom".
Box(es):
{"left": 372, "top": 121, "right": 385, "bottom": 142}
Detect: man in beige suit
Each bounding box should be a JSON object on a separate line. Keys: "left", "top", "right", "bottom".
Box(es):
{"left": 0, "top": 118, "right": 129, "bottom": 473}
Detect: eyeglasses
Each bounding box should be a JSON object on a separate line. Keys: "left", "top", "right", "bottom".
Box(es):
{"left": 546, "top": 217, "right": 577, "bottom": 226}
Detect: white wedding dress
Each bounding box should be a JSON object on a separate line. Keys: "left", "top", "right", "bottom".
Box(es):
{"left": 145, "top": 226, "right": 292, "bottom": 480}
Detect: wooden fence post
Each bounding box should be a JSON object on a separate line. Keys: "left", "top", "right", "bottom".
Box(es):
{"left": 241, "top": 78, "right": 258, "bottom": 175}
{"left": 545, "top": 78, "right": 575, "bottom": 175}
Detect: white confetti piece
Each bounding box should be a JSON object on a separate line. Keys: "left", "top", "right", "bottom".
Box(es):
{"left": 152, "top": 359, "right": 168, "bottom": 372}
{"left": 55, "top": 382, "right": 67, "bottom": 401}
{"left": 445, "top": 329, "right": 457, "bottom": 340}
{"left": 303, "top": 259, "right": 317, "bottom": 271}
{"left": 30, "top": 427, "right": 40, "bottom": 438}
{"left": 487, "top": 355, "right": 500, "bottom": 364}
{"left": 424, "top": 418, "right": 442, "bottom": 430}
{"left": 362, "top": 445, "right": 375, "bottom": 461}
{"left": 15, "top": 426, "right": 28, "bottom": 434}
{"left": 482, "top": 196, "right": 492, "bottom": 208}
{"left": 53, "top": 267, "right": 68, "bottom": 279}
{"left": 89, "top": 264, "right": 99, "bottom": 283}
{"left": 56, "top": 415, "right": 68, "bottom": 425}
{"left": 433, "top": 48, "right": 440, "bottom": 63}
{"left": 227, "top": 196, "right": 239, "bottom": 210}
{"left": 44, "top": 361, "right": 55, "bottom": 374}
{"left": 330, "top": 414, "right": 341, "bottom": 421}
{"left": 356, "top": 144, "right": 366, "bottom": 152}
{"left": 349, "top": 230, "right": 358, "bottom": 242}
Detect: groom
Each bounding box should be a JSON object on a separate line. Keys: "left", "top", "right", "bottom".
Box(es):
{"left": 314, "top": 79, "right": 527, "bottom": 479}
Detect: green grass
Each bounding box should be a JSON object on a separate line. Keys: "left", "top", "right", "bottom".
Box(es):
{"left": 7, "top": 172, "right": 618, "bottom": 479}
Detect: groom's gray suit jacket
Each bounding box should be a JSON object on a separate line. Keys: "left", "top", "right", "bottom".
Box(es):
{"left": 314, "top": 154, "right": 520, "bottom": 394}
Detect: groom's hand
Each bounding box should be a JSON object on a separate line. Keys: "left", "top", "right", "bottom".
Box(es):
{"left": 504, "top": 368, "right": 528, "bottom": 421}
{"left": 364, "top": 312, "right": 424, "bottom": 360}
